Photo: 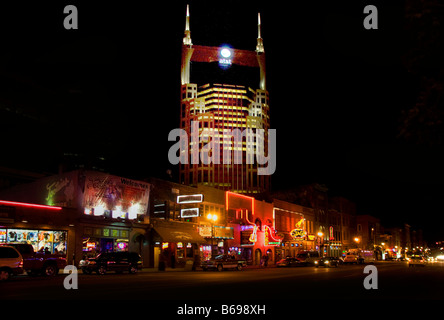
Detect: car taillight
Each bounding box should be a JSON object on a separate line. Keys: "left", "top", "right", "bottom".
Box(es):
{"left": 19, "top": 259, "right": 23, "bottom": 268}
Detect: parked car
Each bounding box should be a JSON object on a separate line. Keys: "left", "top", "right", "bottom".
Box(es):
{"left": 4, "top": 243, "right": 66, "bottom": 276}
{"left": 343, "top": 249, "right": 375, "bottom": 264}
{"left": 0, "top": 246, "right": 24, "bottom": 281}
{"left": 296, "top": 251, "right": 321, "bottom": 266}
{"left": 276, "top": 257, "right": 306, "bottom": 267}
{"left": 80, "top": 251, "right": 143, "bottom": 275}
{"left": 201, "top": 254, "right": 247, "bottom": 271}
{"left": 408, "top": 256, "right": 426, "bottom": 267}
{"left": 314, "top": 256, "right": 340, "bottom": 268}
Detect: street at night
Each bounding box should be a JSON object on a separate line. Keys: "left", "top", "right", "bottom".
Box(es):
{"left": 0, "top": 0, "right": 444, "bottom": 310}
{"left": 3, "top": 262, "right": 444, "bottom": 301}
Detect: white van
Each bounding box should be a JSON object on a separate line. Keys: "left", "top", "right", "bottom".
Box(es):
{"left": 0, "top": 246, "right": 24, "bottom": 281}
{"left": 344, "top": 249, "right": 375, "bottom": 264}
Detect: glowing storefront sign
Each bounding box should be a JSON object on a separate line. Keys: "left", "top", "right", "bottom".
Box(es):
{"left": 177, "top": 194, "right": 203, "bottom": 204}
{"left": 290, "top": 228, "right": 306, "bottom": 240}
{"left": 264, "top": 225, "right": 281, "bottom": 246}
{"left": 180, "top": 207, "right": 200, "bottom": 218}
{"left": 290, "top": 218, "right": 306, "bottom": 240}
{"left": 0, "top": 200, "right": 62, "bottom": 211}
{"left": 249, "top": 225, "right": 258, "bottom": 243}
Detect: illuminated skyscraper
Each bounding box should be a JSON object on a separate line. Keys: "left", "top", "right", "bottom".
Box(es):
{"left": 179, "top": 5, "right": 270, "bottom": 194}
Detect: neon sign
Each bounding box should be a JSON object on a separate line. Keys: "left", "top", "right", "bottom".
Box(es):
{"left": 180, "top": 208, "right": 199, "bottom": 218}
{"left": 290, "top": 218, "right": 306, "bottom": 240}
{"left": 290, "top": 228, "right": 306, "bottom": 240}
{"left": 0, "top": 200, "right": 62, "bottom": 211}
{"left": 249, "top": 225, "right": 258, "bottom": 243}
{"left": 177, "top": 194, "right": 203, "bottom": 204}
{"left": 264, "top": 225, "right": 281, "bottom": 246}
{"left": 226, "top": 191, "right": 282, "bottom": 246}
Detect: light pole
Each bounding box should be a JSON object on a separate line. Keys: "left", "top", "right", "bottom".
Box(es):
{"left": 317, "top": 231, "right": 324, "bottom": 257}
{"left": 207, "top": 213, "right": 218, "bottom": 258}
{"left": 354, "top": 237, "right": 360, "bottom": 249}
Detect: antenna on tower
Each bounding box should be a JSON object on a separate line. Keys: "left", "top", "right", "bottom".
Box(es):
{"left": 183, "top": 4, "right": 192, "bottom": 46}
{"left": 256, "top": 12, "right": 264, "bottom": 53}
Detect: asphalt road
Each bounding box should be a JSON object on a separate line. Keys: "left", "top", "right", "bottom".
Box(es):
{"left": 2, "top": 261, "right": 444, "bottom": 302}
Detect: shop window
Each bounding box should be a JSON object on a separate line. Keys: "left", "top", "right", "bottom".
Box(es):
{"left": 3, "top": 228, "right": 67, "bottom": 255}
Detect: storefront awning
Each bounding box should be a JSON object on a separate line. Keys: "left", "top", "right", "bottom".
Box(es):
{"left": 153, "top": 225, "right": 206, "bottom": 244}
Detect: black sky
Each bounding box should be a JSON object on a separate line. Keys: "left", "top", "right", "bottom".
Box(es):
{"left": 0, "top": 1, "right": 443, "bottom": 241}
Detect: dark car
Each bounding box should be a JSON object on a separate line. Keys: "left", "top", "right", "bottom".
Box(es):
{"left": 201, "top": 254, "right": 247, "bottom": 271}
{"left": 314, "top": 256, "right": 340, "bottom": 268}
{"left": 276, "top": 257, "right": 306, "bottom": 267}
{"left": 80, "top": 251, "right": 142, "bottom": 275}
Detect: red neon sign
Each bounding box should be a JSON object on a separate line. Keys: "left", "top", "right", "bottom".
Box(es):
{"left": 226, "top": 192, "right": 282, "bottom": 246}
{"left": 225, "top": 191, "right": 255, "bottom": 214}
{"left": 0, "top": 200, "right": 62, "bottom": 210}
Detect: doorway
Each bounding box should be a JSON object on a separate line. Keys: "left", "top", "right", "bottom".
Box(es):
{"left": 254, "top": 248, "right": 262, "bottom": 265}
{"left": 266, "top": 249, "right": 273, "bottom": 263}
{"left": 154, "top": 247, "right": 160, "bottom": 269}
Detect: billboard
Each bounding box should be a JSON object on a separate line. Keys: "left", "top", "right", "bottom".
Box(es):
{"left": 82, "top": 172, "right": 150, "bottom": 219}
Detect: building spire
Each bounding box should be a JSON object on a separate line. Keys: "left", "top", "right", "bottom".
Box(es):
{"left": 256, "top": 12, "right": 264, "bottom": 53}
{"left": 183, "top": 4, "right": 192, "bottom": 46}
{"left": 186, "top": 4, "right": 190, "bottom": 31}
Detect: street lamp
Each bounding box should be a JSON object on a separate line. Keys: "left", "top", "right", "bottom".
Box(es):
{"left": 207, "top": 213, "right": 218, "bottom": 258}
{"left": 317, "top": 231, "right": 323, "bottom": 256}
{"left": 207, "top": 213, "right": 218, "bottom": 222}
{"left": 354, "top": 237, "right": 360, "bottom": 248}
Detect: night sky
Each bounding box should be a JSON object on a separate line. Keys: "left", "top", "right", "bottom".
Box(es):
{"left": 0, "top": 1, "right": 443, "bottom": 241}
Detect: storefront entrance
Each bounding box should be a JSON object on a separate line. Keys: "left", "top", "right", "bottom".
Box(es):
{"left": 150, "top": 220, "right": 206, "bottom": 268}
{"left": 255, "top": 248, "right": 262, "bottom": 265}
{"left": 82, "top": 226, "right": 130, "bottom": 258}
{"left": 83, "top": 237, "right": 129, "bottom": 256}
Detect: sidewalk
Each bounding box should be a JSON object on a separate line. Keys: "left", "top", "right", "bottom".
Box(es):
{"left": 72, "top": 264, "right": 276, "bottom": 274}
{"left": 140, "top": 264, "right": 276, "bottom": 273}
{"left": 141, "top": 267, "right": 187, "bottom": 272}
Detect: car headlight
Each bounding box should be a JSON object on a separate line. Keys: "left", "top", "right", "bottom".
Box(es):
{"left": 314, "top": 261, "right": 318, "bottom": 264}
{"left": 325, "top": 260, "right": 329, "bottom": 264}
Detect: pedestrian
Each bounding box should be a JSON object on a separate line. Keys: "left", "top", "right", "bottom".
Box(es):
{"left": 192, "top": 254, "right": 200, "bottom": 271}
{"left": 171, "top": 252, "right": 176, "bottom": 269}
{"left": 158, "top": 251, "right": 166, "bottom": 271}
